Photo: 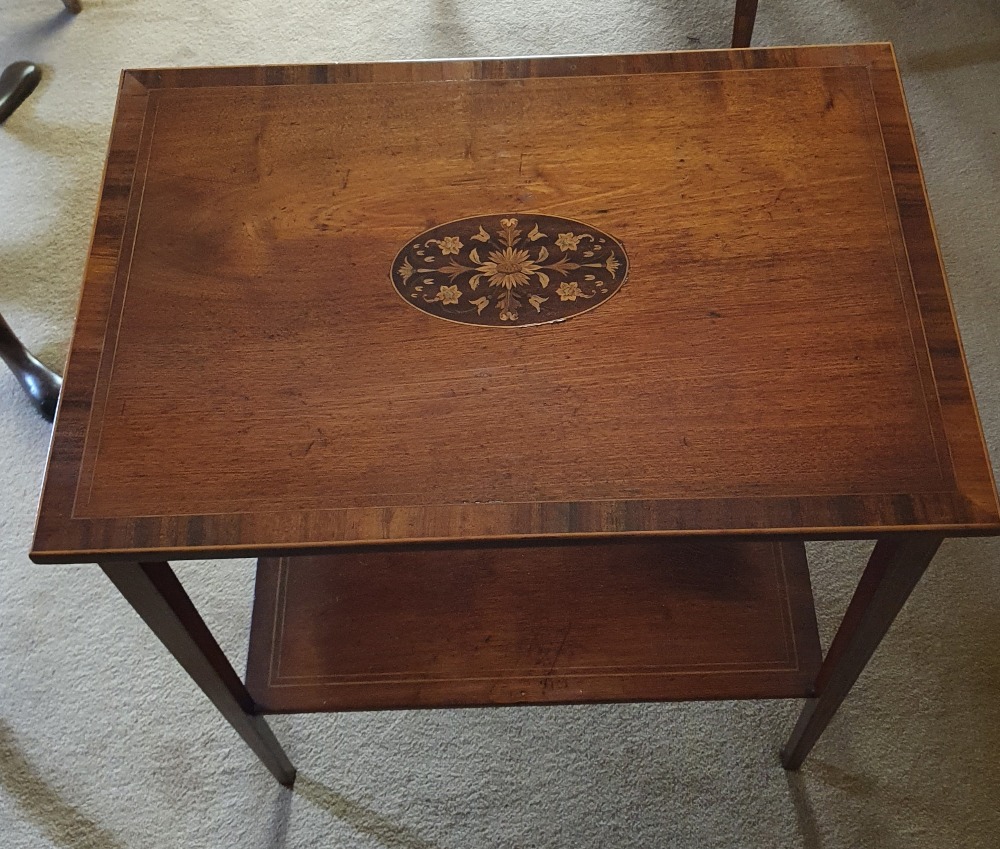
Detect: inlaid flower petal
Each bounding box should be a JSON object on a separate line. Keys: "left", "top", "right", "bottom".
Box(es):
{"left": 390, "top": 214, "right": 629, "bottom": 327}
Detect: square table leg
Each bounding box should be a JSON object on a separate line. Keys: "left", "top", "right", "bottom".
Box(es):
{"left": 731, "top": 0, "right": 759, "bottom": 48}
{"left": 100, "top": 561, "right": 296, "bottom": 786}
{"left": 781, "top": 535, "right": 943, "bottom": 769}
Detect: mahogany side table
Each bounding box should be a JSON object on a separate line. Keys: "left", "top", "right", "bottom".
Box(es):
{"left": 31, "top": 45, "right": 999, "bottom": 787}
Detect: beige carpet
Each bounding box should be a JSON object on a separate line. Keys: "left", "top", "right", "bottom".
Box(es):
{"left": 2, "top": 1, "right": 999, "bottom": 846}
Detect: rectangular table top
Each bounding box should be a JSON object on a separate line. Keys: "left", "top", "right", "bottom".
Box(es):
{"left": 32, "top": 44, "right": 1000, "bottom": 563}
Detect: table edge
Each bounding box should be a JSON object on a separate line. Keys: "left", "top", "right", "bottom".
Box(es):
{"left": 31, "top": 43, "right": 1000, "bottom": 562}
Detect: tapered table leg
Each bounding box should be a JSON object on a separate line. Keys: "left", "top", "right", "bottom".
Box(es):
{"left": 731, "top": 0, "right": 759, "bottom": 48}
{"left": 781, "top": 535, "right": 943, "bottom": 769}
{"left": 101, "top": 561, "right": 296, "bottom": 786}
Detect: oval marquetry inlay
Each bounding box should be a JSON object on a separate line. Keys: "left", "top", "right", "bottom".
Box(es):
{"left": 391, "top": 214, "right": 629, "bottom": 327}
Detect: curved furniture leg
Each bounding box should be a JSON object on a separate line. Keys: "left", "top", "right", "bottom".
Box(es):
{"left": 0, "top": 62, "right": 41, "bottom": 125}
{"left": 101, "top": 561, "right": 297, "bottom": 786}
{"left": 2, "top": 64, "right": 63, "bottom": 422}
{"left": 0, "top": 312, "right": 62, "bottom": 422}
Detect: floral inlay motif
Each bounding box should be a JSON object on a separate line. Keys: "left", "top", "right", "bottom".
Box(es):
{"left": 390, "top": 214, "right": 629, "bottom": 327}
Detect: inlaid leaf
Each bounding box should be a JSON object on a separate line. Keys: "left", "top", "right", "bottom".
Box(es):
{"left": 390, "top": 214, "right": 628, "bottom": 327}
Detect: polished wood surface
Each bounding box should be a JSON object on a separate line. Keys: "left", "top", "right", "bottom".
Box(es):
{"left": 32, "top": 45, "right": 1000, "bottom": 563}
{"left": 31, "top": 46, "right": 1000, "bottom": 782}
{"left": 246, "top": 540, "right": 821, "bottom": 712}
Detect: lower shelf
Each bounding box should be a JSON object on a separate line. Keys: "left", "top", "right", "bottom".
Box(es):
{"left": 246, "top": 539, "right": 821, "bottom": 713}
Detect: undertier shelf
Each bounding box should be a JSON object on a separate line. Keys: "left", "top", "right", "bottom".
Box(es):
{"left": 246, "top": 539, "right": 821, "bottom": 713}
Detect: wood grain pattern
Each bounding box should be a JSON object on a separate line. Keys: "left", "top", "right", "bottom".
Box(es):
{"left": 31, "top": 45, "right": 1000, "bottom": 563}
{"left": 246, "top": 540, "right": 821, "bottom": 712}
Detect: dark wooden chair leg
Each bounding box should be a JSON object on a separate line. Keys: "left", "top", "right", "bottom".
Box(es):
{"left": 731, "top": 0, "right": 759, "bottom": 48}
{"left": 0, "top": 62, "right": 41, "bottom": 125}
{"left": 0, "top": 312, "right": 62, "bottom": 422}
{"left": 2, "top": 63, "right": 63, "bottom": 422}
{"left": 781, "top": 535, "right": 943, "bottom": 769}
{"left": 62, "top": 0, "right": 82, "bottom": 14}
{"left": 100, "top": 561, "right": 297, "bottom": 786}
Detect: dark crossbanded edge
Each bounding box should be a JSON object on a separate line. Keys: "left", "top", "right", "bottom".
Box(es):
{"left": 31, "top": 45, "right": 1000, "bottom": 564}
